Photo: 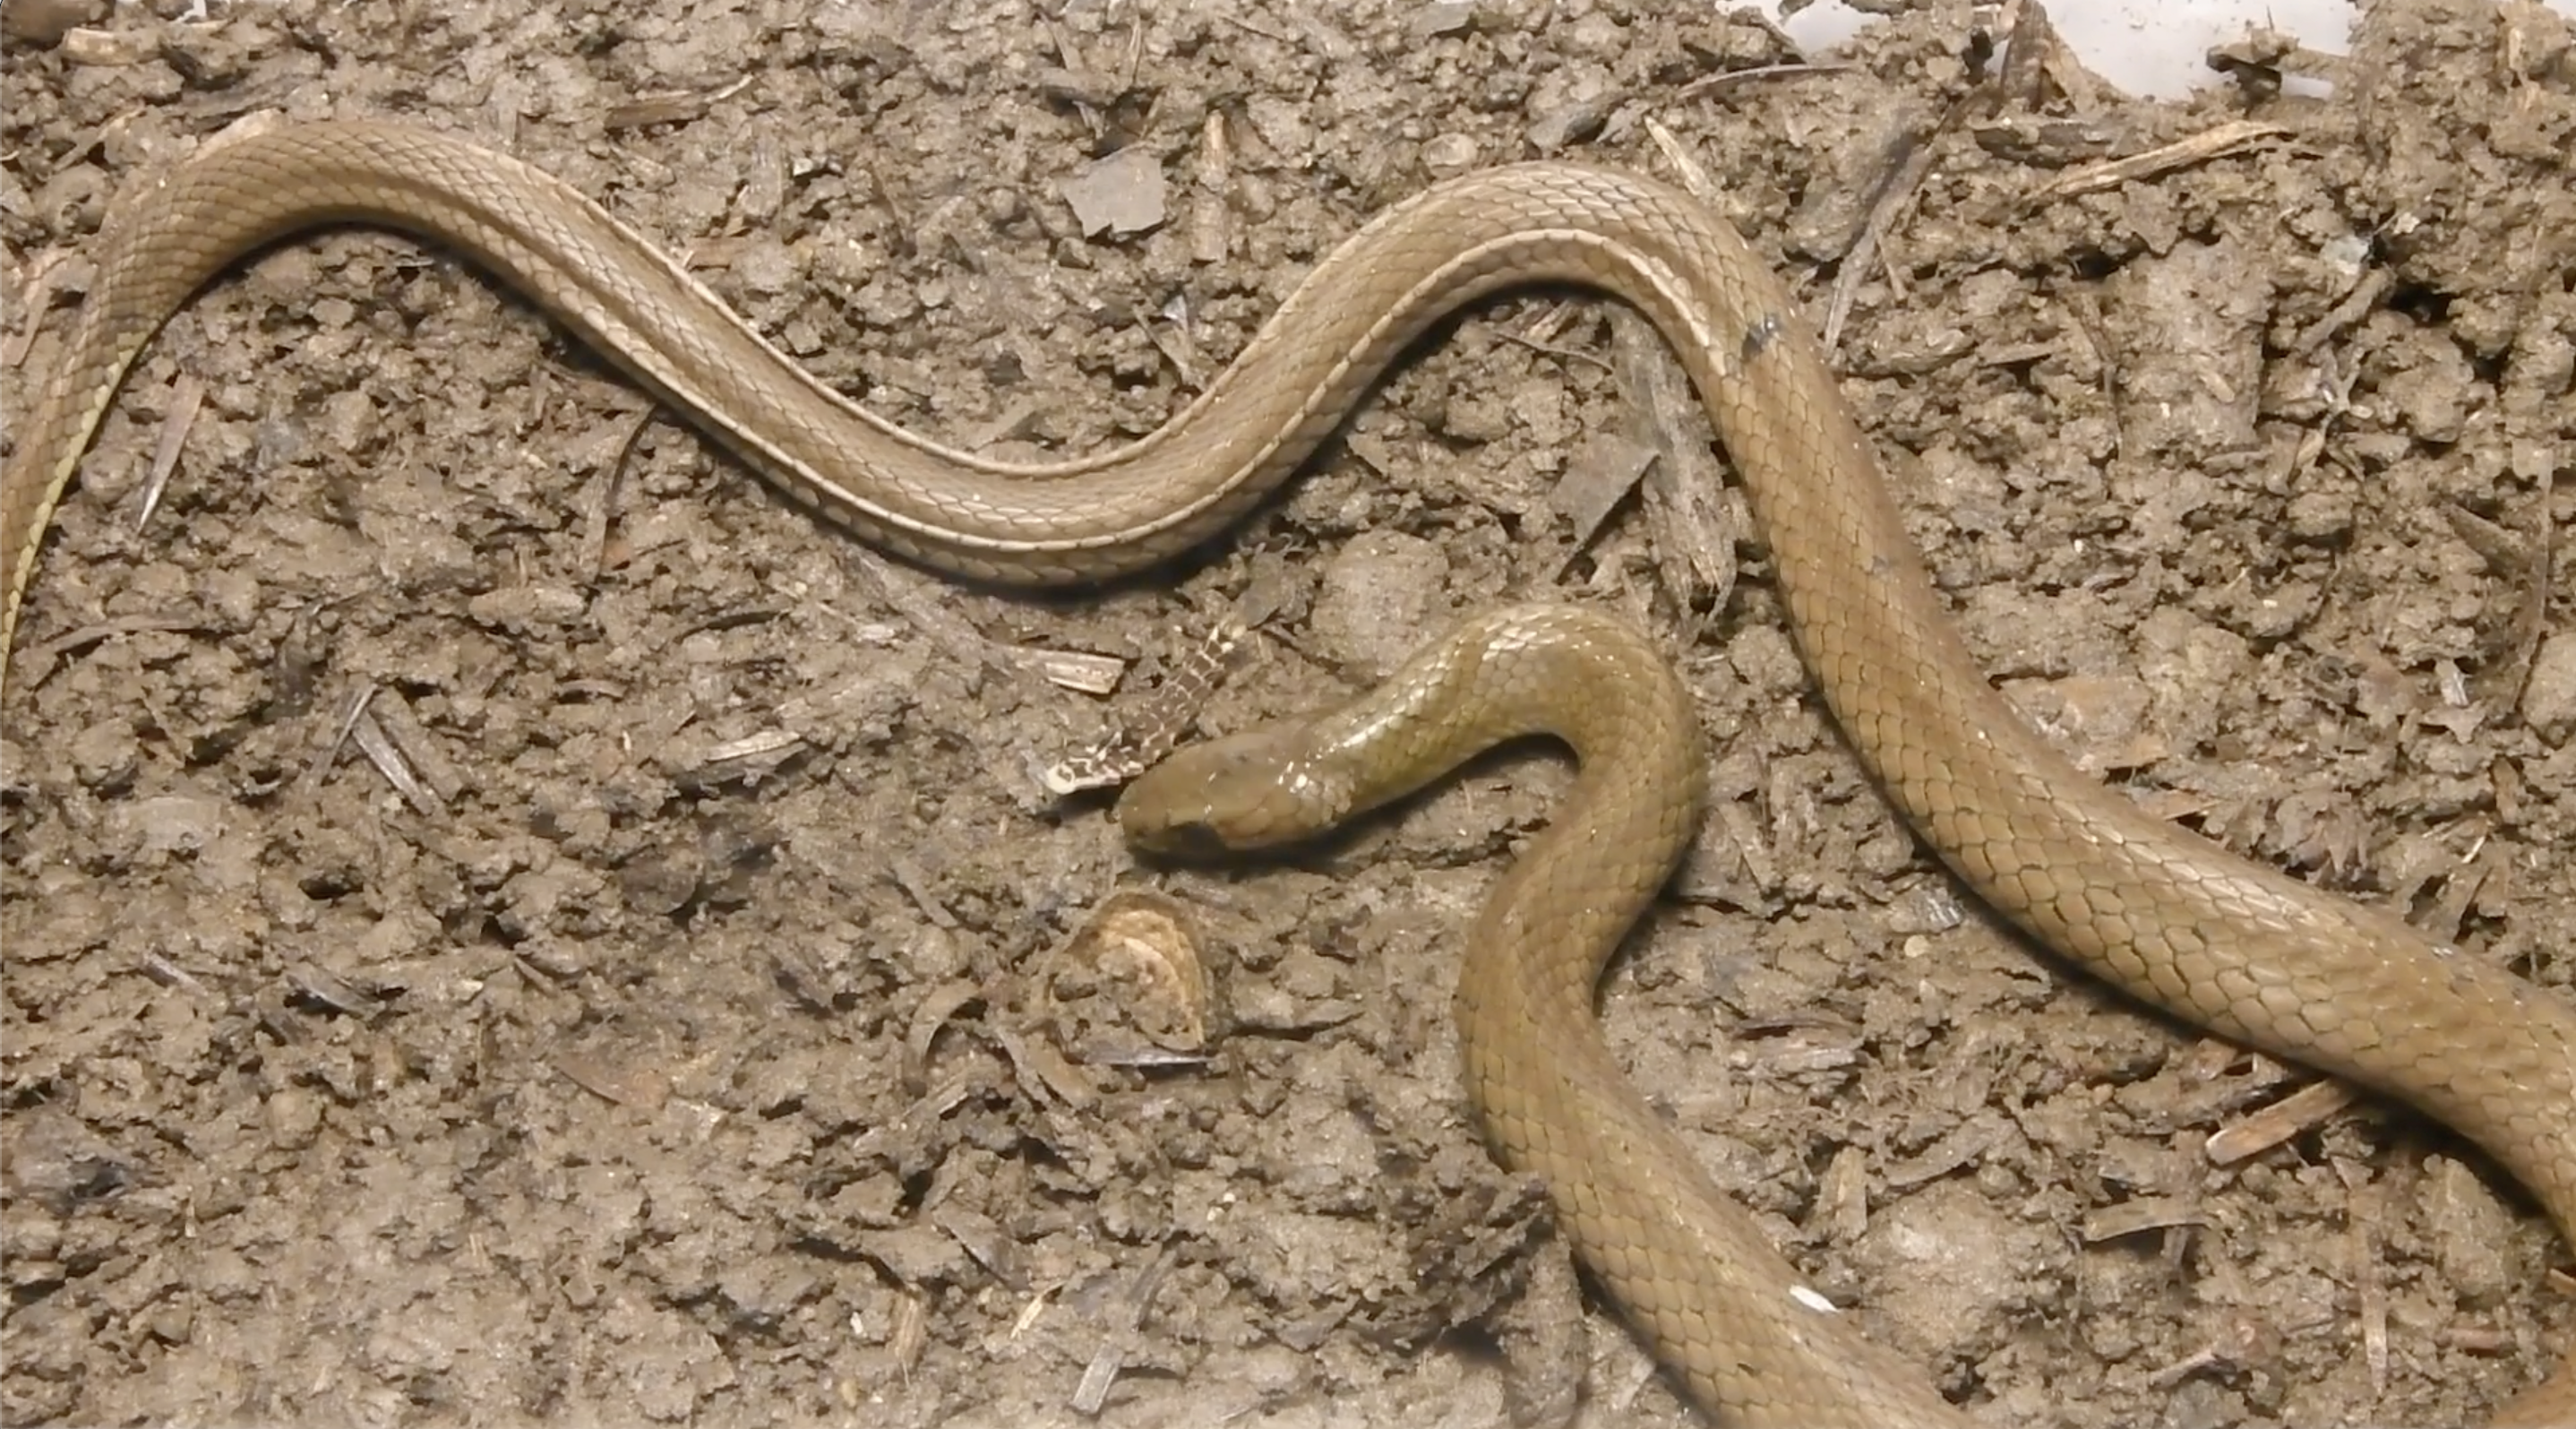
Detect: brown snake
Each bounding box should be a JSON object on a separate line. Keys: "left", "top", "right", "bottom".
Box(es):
{"left": 4, "top": 119, "right": 2572, "bottom": 1425}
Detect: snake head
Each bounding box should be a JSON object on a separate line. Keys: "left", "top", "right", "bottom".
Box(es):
{"left": 1116, "top": 727, "right": 1341, "bottom": 857}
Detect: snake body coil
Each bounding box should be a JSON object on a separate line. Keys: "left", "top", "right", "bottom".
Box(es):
{"left": 4, "top": 120, "right": 2570, "bottom": 1425}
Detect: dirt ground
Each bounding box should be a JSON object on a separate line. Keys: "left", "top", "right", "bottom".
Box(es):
{"left": 3, "top": 0, "right": 2572, "bottom": 1425}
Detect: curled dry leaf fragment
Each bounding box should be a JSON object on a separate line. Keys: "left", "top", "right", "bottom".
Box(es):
{"left": 1043, "top": 891, "right": 1212, "bottom": 1061}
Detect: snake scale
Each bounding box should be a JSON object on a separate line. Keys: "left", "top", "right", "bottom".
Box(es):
{"left": 3, "top": 120, "right": 2570, "bottom": 1425}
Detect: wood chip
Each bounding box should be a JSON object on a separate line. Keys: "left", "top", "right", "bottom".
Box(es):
{"left": 1822, "top": 125, "right": 1941, "bottom": 351}
{"left": 900, "top": 979, "right": 985, "bottom": 1093}
{"left": 1069, "top": 1242, "right": 1180, "bottom": 1415}
{"left": 672, "top": 728, "right": 807, "bottom": 789}
{"left": 1883, "top": 1115, "right": 2001, "bottom": 1189}
{"left": 2204, "top": 1077, "right": 2360, "bottom": 1165}
{"left": 1610, "top": 308, "right": 1740, "bottom": 624}
{"left": 889, "top": 856, "right": 957, "bottom": 929}
{"left": 366, "top": 689, "right": 468, "bottom": 805}
{"left": 1188, "top": 110, "right": 1232, "bottom": 264}
{"left": 1146, "top": 296, "right": 1202, "bottom": 390}
{"left": 602, "top": 74, "right": 753, "bottom": 130}
{"left": 133, "top": 374, "right": 202, "bottom": 534}
{"left": 1009, "top": 1279, "right": 1060, "bottom": 1339}
{"left": 843, "top": 1071, "right": 982, "bottom": 1163}
{"left": 1814, "top": 1144, "right": 1870, "bottom": 1242}
{"left": 2023, "top": 119, "right": 2295, "bottom": 205}
{"left": 1411, "top": 0, "right": 1475, "bottom": 39}
{"left": 553, "top": 1047, "right": 672, "bottom": 1110}
{"left": 1674, "top": 62, "right": 1850, "bottom": 103}
{"left": 2443, "top": 1324, "right": 2516, "bottom": 1354}
{"left": 2336, "top": 1158, "right": 2392, "bottom": 1394}
{"left": 138, "top": 952, "right": 212, "bottom": 996}
{"left": 1059, "top": 147, "right": 1166, "bottom": 238}
{"left": 988, "top": 1020, "right": 1099, "bottom": 1111}
{"left": 18, "top": 614, "right": 207, "bottom": 689}
{"left": 890, "top": 1288, "right": 929, "bottom": 1380}
{"left": 57, "top": 23, "right": 157, "bottom": 65}
{"left": 350, "top": 707, "right": 444, "bottom": 818}
{"left": 2081, "top": 1194, "right": 2207, "bottom": 1243}
{"left": 284, "top": 960, "right": 374, "bottom": 1017}
{"left": 1029, "top": 649, "right": 1128, "bottom": 697}
{"left": 297, "top": 682, "right": 379, "bottom": 796}
{"left": 1548, "top": 430, "right": 1656, "bottom": 545}
{"left": 932, "top": 1205, "right": 1028, "bottom": 1291}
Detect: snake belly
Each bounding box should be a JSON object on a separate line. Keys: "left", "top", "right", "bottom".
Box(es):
{"left": 3, "top": 119, "right": 2571, "bottom": 1425}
